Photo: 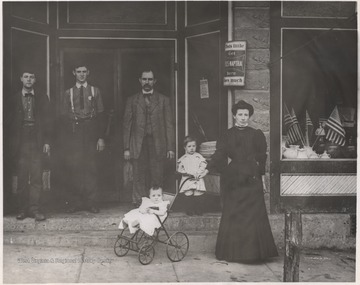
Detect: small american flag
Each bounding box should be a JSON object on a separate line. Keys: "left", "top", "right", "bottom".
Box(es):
{"left": 325, "top": 106, "right": 346, "bottom": 146}
{"left": 305, "top": 110, "right": 313, "bottom": 146}
{"left": 306, "top": 111, "right": 313, "bottom": 127}
{"left": 283, "top": 105, "right": 302, "bottom": 144}
{"left": 291, "top": 108, "right": 304, "bottom": 144}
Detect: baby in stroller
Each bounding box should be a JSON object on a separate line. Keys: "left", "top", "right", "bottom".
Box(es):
{"left": 115, "top": 186, "right": 189, "bottom": 265}
{"left": 119, "top": 186, "right": 170, "bottom": 236}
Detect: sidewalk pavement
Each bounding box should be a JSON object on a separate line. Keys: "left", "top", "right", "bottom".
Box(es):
{"left": 3, "top": 243, "right": 355, "bottom": 283}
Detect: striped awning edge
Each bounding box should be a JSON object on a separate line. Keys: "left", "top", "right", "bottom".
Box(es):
{"left": 281, "top": 175, "right": 357, "bottom": 196}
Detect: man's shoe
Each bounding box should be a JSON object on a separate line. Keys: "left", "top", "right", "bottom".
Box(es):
{"left": 65, "top": 206, "right": 77, "bottom": 213}
{"left": 34, "top": 212, "right": 46, "bottom": 221}
{"left": 88, "top": 206, "right": 99, "bottom": 214}
{"left": 16, "top": 212, "right": 27, "bottom": 220}
{"left": 29, "top": 211, "right": 46, "bottom": 221}
{"left": 65, "top": 204, "right": 82, "bottom": 213}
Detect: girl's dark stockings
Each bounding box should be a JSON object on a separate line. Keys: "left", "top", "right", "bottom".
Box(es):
{"left": 185, "top": 194, "right": 204, "bottom": 216}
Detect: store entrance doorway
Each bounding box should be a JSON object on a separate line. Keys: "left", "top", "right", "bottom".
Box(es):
{"left": 56, "top": 42, "right": 176, "bottom": 203}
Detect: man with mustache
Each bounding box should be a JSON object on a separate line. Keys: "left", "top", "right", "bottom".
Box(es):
{"left": 61, "top": 63, "right": 105, "bottom": 214}
{"left": 123, "top": 69, "right": 175, "bottom": 207}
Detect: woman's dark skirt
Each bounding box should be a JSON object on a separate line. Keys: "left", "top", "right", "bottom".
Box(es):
{"left": 215, "top": 175, "right": 278, "bottom": 263}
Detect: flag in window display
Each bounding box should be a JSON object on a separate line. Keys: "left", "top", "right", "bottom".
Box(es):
{"left": 283, "top": 104, "right": 303, "bottom": 144}
{"left": 290, "top": 108, "right": 305, "bottom": 145}
{"left": 305, "top": 110, "right": 314, "bottom": 147}
{"left": 325, "top": 106, "right": 346, "bottom": 146}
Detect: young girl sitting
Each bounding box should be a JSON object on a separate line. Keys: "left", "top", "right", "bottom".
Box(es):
{"left": 177, "top": 136, "right": 208, "bottom": 216}
{"left": 119, "top": 186, "right": 170, "bottom": 236}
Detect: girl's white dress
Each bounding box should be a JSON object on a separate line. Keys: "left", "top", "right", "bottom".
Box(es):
{"left": 118, "top": 197, "right": 170, "bottom": 236}
{"left": 177, "top": 152, "right": 207, "bottom": 196}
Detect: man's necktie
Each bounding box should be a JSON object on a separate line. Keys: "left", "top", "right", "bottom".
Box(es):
{"left": 24, "top": 93, "right": 34, "bottom": 97}
{"left": 143, "top": 93, "right": 151, "bottom": 105}
{"left": 80, "top": 86, "right": 84, "bottom": 110}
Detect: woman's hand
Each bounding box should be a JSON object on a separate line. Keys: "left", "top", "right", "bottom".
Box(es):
{"left": 97, "top": 138, "right": 105, "bottom": 151}
{"left": 124, "top": 150, "right": 130, "bottom": 160}
{"left": 167, "top": 151, "right": 175, "bottom": 159}
{"left": 43, "top": 144, "right": 50, "bottom": 155}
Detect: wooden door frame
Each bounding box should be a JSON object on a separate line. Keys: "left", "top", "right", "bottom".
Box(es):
{"left": 177, "top": 1, "right": 228, "bottom": 145}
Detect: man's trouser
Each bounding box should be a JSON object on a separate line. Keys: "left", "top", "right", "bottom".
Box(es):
{"left": 17, "top": 125, "right": 42, "bottom": 213}
{"left": 132, "top": 135, "right": 164, "bottom": 204}
{"left": 63, "top": 120, "right": 98, "bottom": 207}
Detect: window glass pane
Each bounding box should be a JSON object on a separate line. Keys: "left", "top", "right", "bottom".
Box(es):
{"left": 188, "top": 33, "right": 221, "bottom": 142}
{"left": 281, "top": 29, "right": 357, "bottom": 159}
{"left": 186, "top": 1, "right": 220, "bottom": 26}
{"left": 282, "top": 1, "right": 356, "bottom": 18}
{"left": 11, "top": 2, "right": 48, "bottom": 24}
{"left": 68, "top": 2, "right": 166, "bottom": 24}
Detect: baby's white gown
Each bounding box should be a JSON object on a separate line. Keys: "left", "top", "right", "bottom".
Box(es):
{"left": 119, "top": 197, "right": 170, "bottom": 236}
{"left": 178, "top": 152, "right": 207, "bottom": 196}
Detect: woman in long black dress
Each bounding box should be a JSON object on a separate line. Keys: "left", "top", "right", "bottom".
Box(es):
{"left": 207, "top": 100, "right": 278, "bottom": 263}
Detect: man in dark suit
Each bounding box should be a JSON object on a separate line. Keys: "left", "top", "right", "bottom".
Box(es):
{"left": 61, "top": 63, "right": 106, "bottom": 213}
{"left": 6, "top": 69, "right": 52, "bottom": 221}
{"left": 123, "top": 69, "right": 175, "bottom": 207}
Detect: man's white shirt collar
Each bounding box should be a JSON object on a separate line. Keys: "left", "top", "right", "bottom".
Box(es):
{"left": 22, "top": 89, "right": 34, "bottom": 96}
{"left": 142, "top": 89, "right": 153, "bottom": 95}
{"left": 76, "top": 82, "right": 88, "bottom": 88}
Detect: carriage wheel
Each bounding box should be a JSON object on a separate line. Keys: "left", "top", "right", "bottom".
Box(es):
{"left": 166, "top": 232, "right": 189, "bottom": 262}
{"left": 138, "top": 244, "right": 155, "bottom": 265}
{"left": 134, "top": 230, "right": 145, "bottom": 249}
{"left": 114, "top": 236, "right": 130, "bottom": 257}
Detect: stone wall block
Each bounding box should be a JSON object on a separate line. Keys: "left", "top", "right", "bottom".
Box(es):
{"left": 251, "top": 110, "right": 270, "bottom": 131}
{"left": 234, "top": 90, "right": 270, "bottom": 110}
{"left": 302, "top": 214, "right": 354, "bottom": 249}
{"left": 234, "top": 29, "right": 270, "bottom": 49}
{"left": 234, "top": 8, "right": 270, "bottom": 28}
{"left": 244, "top": 69, "right": 270, "bottom": 90}
{"left": 247, "top": 49, "right": 270, "bottom": 70}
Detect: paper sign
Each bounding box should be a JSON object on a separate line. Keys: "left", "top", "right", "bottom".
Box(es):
{"left": 200, "top": 79, "right": 209, "bottom": 99}
{"left": 224, "top": 41, "right": 246, "bottom": 86}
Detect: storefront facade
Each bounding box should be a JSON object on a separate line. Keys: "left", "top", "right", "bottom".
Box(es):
{"left": 3, "top": 2, "right": 357, "bottom": 214}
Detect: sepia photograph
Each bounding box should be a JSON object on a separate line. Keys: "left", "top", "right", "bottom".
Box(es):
{"left": 2, "top": 0, "right": 357, "bottom": 283}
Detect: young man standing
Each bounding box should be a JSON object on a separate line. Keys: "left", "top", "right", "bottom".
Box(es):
{"left": 61, "top": 64, "right": 105, "bottom": 213}
{"left": 6, "top": 69, "right": 52, "bottom": 221}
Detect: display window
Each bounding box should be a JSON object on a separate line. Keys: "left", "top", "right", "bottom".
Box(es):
{"left": 281, "top": 29, "right": 357, "bottom": 160}
{"left": 270, "top": 1, "right": 357, "bottom": 213}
